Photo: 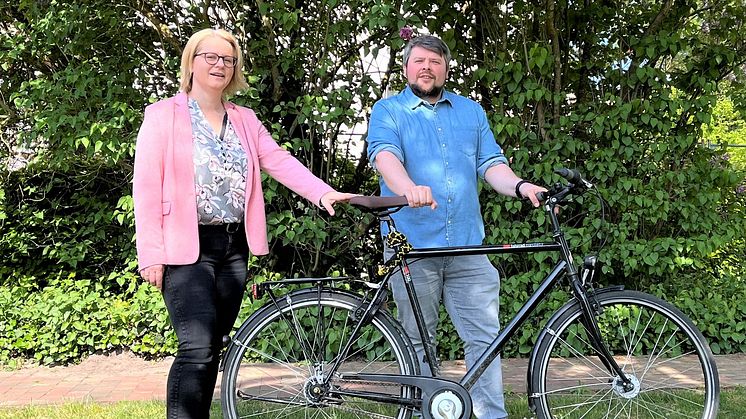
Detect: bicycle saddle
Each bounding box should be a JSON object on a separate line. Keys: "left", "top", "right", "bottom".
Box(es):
{"left": 350, "top": 195, "right": 409, "bottom": 210}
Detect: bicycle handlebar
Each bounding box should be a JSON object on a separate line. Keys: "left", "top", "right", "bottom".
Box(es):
{"left": 558, "top": 168, "right": 594, "bottom": 188}
{"left": 555, "top": 168, "right": 582, "bottom": 184}
{"left": 350, "top": 167, "right": 593, "bottom": 212}
{"left": 538, "top": 168, "right": 594, "bottom": 205}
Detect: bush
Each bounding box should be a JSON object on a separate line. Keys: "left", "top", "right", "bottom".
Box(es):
{"left": 0, "top": 272, "right": 174, "bottom": 365}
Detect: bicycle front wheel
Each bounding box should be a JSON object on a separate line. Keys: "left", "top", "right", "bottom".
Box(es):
{"left": 221, "top": 288, "right": 418, "bottom": 419}
{"left": 529, "top": 289, "right": 719, "bottom": 419}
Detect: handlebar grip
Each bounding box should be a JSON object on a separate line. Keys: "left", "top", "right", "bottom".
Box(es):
{"left": 555, "top": 167, "right": 594, "bottom": 188}
{"left": 536, "top": 191, "right": 548, "bottom": 202}
{"left": 555, "top": 168, "right": 582, "bottom": 183}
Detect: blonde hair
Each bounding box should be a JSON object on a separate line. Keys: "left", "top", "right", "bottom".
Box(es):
{"left": 179, "top": 28, "right": 249, "bottom": 97}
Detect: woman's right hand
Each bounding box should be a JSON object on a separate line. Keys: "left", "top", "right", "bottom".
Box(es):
{"left": 140, "top": 264, "right": 164, "bottom": 290}
{"left": 320, "top": 191, "right": 358, "bottom": 215}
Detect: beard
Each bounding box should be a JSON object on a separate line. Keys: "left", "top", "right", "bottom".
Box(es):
{"left": 409, "top": 81, "right": 444, "bottom": 100}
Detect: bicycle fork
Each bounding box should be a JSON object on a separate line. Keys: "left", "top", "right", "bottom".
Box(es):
{"left": 551, "top": 209, "right": 635, "bottom": 391}
{"left": 570, "top": 275, "right": 635, "bottom": 392}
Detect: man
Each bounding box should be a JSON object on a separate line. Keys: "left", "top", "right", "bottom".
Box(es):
{"left": 367, "top": 34, "right": 545, "bottom": 418}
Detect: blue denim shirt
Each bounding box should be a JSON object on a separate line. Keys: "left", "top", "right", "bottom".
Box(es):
{"left": 367, "top": 86, "right": 508, "bottom": 248}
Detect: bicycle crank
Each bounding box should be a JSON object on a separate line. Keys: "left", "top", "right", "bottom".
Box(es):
{"left": 430, "top": 390, "right": 464, "bottom": 419}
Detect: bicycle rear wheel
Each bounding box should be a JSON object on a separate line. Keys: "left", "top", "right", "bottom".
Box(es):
{"left": 221, "top": 288, "right": 418, "bottom": 419}
{"left": 529, "top": 289, "right": 719, "bottom": 419}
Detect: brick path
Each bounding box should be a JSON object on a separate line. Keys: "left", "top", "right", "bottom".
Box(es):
{"left": 1, "top": 353, "right": 743, "bottom": 407}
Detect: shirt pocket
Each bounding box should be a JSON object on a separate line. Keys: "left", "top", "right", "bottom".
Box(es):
{"left": 162, "top": 201, "right": 172, "bottom": 215}
{"left": 454, "top": 127, "right": 478, "bottom": 157}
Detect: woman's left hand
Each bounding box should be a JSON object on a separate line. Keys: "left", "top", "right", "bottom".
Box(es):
{"left": 320, "top": 191, "right": 358, "bottom": 216}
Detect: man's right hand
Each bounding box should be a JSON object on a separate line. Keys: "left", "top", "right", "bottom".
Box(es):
{"left": 375, "top": 151, "right": 438, "bottom": 209}
{"left": 404, "top": 185, "right": 438, "bottom": 209}
{"left": 140, "top": 264, "right": 164, "bottom": 291}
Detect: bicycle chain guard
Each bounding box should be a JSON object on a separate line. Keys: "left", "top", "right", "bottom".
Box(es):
{"left": 338, "top": 372, "right": 472, "bottom": 419}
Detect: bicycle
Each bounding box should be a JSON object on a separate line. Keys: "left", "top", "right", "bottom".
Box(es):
{"left": 219, "top": 168, "right": 720, "bottom": 419}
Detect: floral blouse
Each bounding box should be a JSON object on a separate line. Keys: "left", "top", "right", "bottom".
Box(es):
{"left": 189, "top": 98, "right": 248, "bottom": 224}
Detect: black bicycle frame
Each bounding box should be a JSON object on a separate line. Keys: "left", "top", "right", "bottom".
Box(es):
{"left": 387, "top": 202, "right": 634, "bottom": 392}
{"left": 396, "top": 242, "right": 564, "bottom": 390}
{"left": 264, "top": 198, "right": 633, "bottom": 398}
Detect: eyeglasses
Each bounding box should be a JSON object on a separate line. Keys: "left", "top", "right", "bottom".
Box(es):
{"left": 194, "top": 52, "right": 238, "bottom": 68}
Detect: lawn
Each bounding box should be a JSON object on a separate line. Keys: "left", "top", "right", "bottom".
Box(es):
{"left": 1, "top": 387, "right": 744, "bottom": 418}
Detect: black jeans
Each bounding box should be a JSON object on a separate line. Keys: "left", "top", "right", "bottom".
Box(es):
{"left": 162, "top": 224, "right": 248, "bottom": 419}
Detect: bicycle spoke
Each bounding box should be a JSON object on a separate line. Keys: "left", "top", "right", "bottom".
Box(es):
{"left": 633, "top": 391, "right": 700, "bottom": 419}
{"left": 287, "top": 297, "right": 317, "bottom": 368}
{"left": 543, "top": 386, "right": 615, "bottom": 418}
{"left": 550, "top": 329, "right": 612, "bottom": 379}
{"left": 530, "top": 291, "right": 718, "bottom": 419}
{"left": 222, "top": 291, "right": 415, "bottom": 419}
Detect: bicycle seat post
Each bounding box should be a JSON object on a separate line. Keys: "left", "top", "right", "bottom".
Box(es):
{"left": 380, "top": 213, "right": 397, "bottom": 233}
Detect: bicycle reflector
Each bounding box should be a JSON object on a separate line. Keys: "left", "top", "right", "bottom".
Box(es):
{"left": 251, "top": 283, "right": 264, "bottom": 300}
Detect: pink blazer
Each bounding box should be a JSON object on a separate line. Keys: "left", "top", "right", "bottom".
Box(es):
{"left": 133, "top": 93, "right": 334, "bottom": 271}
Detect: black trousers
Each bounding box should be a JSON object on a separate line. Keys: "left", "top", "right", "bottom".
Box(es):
{"left": 162, "top": 224, "right": 248, "bottom": 419}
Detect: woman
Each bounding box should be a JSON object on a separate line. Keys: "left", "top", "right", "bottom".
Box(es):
{"left": 132, "top": 28, "right": 354, "bottom": 418}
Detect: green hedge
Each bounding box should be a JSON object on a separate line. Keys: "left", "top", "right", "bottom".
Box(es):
{"left": 2, "top": 256, "right": 744, "bottom": 366}
{"left": 2, "top": 0, "right": 746, "bottom": 366}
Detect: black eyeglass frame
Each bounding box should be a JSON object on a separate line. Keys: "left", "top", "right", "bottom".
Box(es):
{"left": 194, "top": 52, "right": 238, "bottom": 68}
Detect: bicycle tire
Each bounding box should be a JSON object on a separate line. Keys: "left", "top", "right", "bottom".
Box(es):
{"left": 221, "top": 288, "right": 419, "bottom": 419}
{"left": 528, "top": 289, "right": 719, "bottom": 419}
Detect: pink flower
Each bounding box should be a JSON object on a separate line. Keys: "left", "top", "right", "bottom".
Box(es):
{"left": 399, "top": 26, "right": 414, "bottom": 41}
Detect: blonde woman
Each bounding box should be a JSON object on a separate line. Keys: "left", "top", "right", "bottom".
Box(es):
{"left": 133, "top": 28, "right": 354, "bottom": 418}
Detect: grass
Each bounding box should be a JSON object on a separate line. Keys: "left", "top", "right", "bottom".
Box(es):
{"left": 0, "top": 400, "right": 166, "bottom": 419}
{"left": 1, "top": 387, "right": 744, "bottom": 418}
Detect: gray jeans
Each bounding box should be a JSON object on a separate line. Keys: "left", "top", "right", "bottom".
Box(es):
{"left": 386, "top": 251, "right": 507, "bottom": 419}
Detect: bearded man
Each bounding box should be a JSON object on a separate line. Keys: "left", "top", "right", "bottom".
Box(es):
{"left": 366, "top": 34, "right": 545, "bottom": 419}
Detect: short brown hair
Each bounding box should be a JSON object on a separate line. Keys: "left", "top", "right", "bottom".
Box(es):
{"left": 179, "top": 28, "right": 249, "bottom": 97}
{"left": 403, "top": 35, "right": 451, "bottom": 71}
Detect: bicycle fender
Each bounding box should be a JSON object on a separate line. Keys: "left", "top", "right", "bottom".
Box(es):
{"left": 525, "top": 285, "right": 624, "bottom": 403}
